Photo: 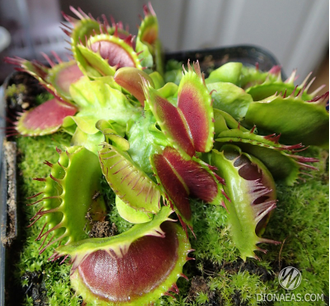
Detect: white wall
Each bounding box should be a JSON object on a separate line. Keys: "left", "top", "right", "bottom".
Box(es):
{"left": 60, "top": 0, "right": 329, "bottom": 81}
{"left": 1, "top": 0, "right": 328, "bottom": 82}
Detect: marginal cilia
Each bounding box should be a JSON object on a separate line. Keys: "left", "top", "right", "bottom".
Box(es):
{"left": 4, "top": 3, "right": 328, "bottom": 305}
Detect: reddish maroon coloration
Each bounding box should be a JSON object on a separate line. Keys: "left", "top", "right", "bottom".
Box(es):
{"left": 20, "top": 98, "right": 77, "bottom": 130}
{"left": 178, "top": 84, "right": 210, "bottom": 152}
{"left": 141, "top": 4, "right": 157, "bottom": 44}
{"left": 263, "top": 133, "right": 281, "bottom": 144}
{"left": 154, "top": 95, "right": 195, "bottom": 157}
{"left": 233, "top": 153, "right": 276, "bottom": 234}
{"left": 90, "top": 41, "right": 136, "bottom": 68}
{"left": 115, "top": 76, "right": 145, "bottom": 105}
{"left": 238, "top": 163, "right": 262, "bottom": 181}
{"left": 162, "top": 147, "right": 218, "bottom": 203}
{"left": 268, "top": 65, "right": 281, "bottom": 75}
{"left": 141, "top": 28, "right": 157, "bottom": 45}
{"left": 114, "top": 68, "right": 148, "bottom": 106}
{"left": 4, "top": 57, "right": 48, "bottom": 80}
{"left": 76, "top": 222, "right": 179, "bottom": 302}
{"left": 55, "top": 64, "right": 84, "bottom": 94}
{"left": 152, "top": 153, "right": 192, "bottom": 222}
{"left": 30, "top": 61, "right": 49, "bottom": 79}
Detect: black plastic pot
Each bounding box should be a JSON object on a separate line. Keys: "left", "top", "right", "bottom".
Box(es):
{"left": 0, "top": 45, "right": 280, "bottom": 305}
{"left": 0, "top": 78, "right": 18, "bottom": 306}
{"left": 165, "top": 45, "right": 280, "bottom": 76}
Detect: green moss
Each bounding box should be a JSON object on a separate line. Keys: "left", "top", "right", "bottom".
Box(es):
{"left": 5, "top": 83, "right": 26, "bottom": 97}
{"left": 34, "top": 92, "right": 54, "bottom": 106}
{"left": 14, "top": 132, "right": 134, "bottom": 304}
{"left": 15, "top": 133, "right": 82, "bottom": 304}
{"left": 14, "top": 129, "right": 328, "bottom": 305}
{"left": 157, "top": 148, "right": 328, "bottom": 305}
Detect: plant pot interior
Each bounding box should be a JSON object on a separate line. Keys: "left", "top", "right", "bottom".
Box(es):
{"left": 0, "top": 4, "right": 328, "bottom": 306}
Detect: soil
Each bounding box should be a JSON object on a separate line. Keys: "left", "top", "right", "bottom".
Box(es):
{"left": 2, "top": 141, "right": 17, "bottom": 246}
{"left": 222, "top": 259, "right": 274, "bottom": 283}
{"left": 187, "top": 275, "right": 217, "bottom": 304}
{"left": 184, "top": 257, "right": 278, "bottom": 305}
{"left": 21, "top": 271, "right": 48, "bottom": 306}
{"left": 5, "top": 71, "right": 47, "bottom": 114}
{"left": 85, "top": 210, "right": 118, "bottom": 238}
{"left": 88, "top": 220, "right": 118, "bottom": 238}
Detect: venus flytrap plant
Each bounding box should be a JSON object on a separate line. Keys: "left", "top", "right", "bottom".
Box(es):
{"left": 211, "top": 145, "right": 279, "bottom": 260}
{"left": 142, "top": 61, "right": 215, "bottom": 158}
{"left": 54, "top": 206, "right": 193, "bottom": 305}
{"left": 206, "top": 62, "right": 329, "bottom": 147}
{"left": 99, "top": 143, "right": 161, "bottom": 218}
{"left": 4, "top": 56, "right": 81, "bottom": 136}
{"left": 5, "top": 56, "right": 84, "bottom": 102}
{"left": 28, "top": 146, "right": 107, "bottom": 255}
{"left": 136, "top": 3, "right": 163, "bottom": 73}
{"left": 4, "top": 3, "right": 328, "bottom": 305}
{"left": 244, "top": 90, "right": 329, "bottom": 147}
{"left": 63, "top": 7, "right": 138, "bottom": 78}
{"left": 212, "top": 113, "right": 319, "bottom": 185}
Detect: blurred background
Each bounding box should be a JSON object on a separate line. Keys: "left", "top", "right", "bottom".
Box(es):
{"left": 0, "top": 0, "right": 328, "bottom": 90}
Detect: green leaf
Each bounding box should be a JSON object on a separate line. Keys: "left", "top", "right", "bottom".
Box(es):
{"left": 206, "top": 62, "right": 242, "bottom": 85}
{"left": 68, "top": 76, "right": 141, "bottom": 135}
{"left": 207, "top": 82, "right": 253, "bottom": 121}
{"left": 115, "top": 196, "right": 153, "bottom": 224}
{"left": 215, "top": 128, "right": 318, "bottom": 185}
{"left": 244, "top": 93, "right": 329, "bottom": 147}
{"left": 99, "top": 144, "right": 162, "bottom": 215}
{"left": 211, "top": 145, "right": 278, "bottom": 260}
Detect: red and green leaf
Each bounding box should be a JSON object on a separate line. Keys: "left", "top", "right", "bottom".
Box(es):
{"left": 79, "top": 33, "right": 142, "bottom": 75}
{"left": 99, "top": 144, "right": 161, "bottom": 215}
{"left": 5, "top": 56, "right": 83, "bottom": 102}
{"left": 143, "top": 80, "right": 195, "bottom": 156}
{"left": 212, "top": 145, "right": 280, "bottom": 260}
{"left": 177, "top": 61, "right": 214, "bottom": 153}
{"left": 151, "top": 150, "right": 192, "bottom": 229}
{"left": 138, "top": 4, "right": 159, "bottom": 46}
{"left": 55, "top": 206, "right": 192, "bottom": 305}
{"left": 215, "top": 127, "right": 318, "bottom": 186}
{"left": 151, "top": 146, "right": 226, "bottom": 231}
{"left": 136, "top": 3, "right": 161, "bottom": 72}
{"left": 15, "top": 98, "right": 77, "bottom": 136}
{"left": 142, "top": 61, "right": 214, "bottom": 157}
{"left": 114, "top": 67, "right": 154, "bottom": 106}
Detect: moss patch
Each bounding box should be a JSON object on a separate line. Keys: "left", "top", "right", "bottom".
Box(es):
{"left": 12, "top": 131, "right": 328, "bottom": 305}
{"left": 12, "top": 133, "right": 82, "bottom": 305}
